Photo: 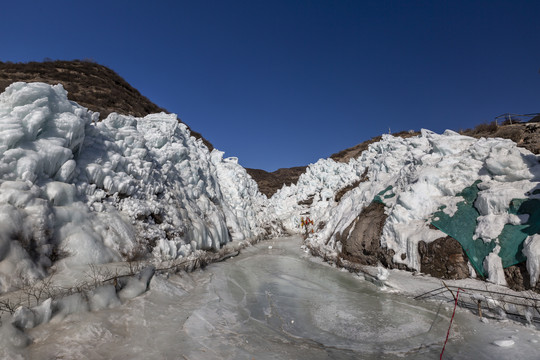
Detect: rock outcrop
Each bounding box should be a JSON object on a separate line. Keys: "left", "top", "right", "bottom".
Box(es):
{"left": 418, "top": 236, "right": 470, "bottom": 280}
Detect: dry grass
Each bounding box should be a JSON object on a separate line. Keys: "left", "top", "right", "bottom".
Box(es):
{"left": 246, "top": 166, "right": 307, "bottom": 197}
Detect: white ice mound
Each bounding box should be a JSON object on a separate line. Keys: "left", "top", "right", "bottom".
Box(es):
{"left": 211, "top": 150, "right": 283, "bottom": 241}
{"left": 117, "top": 265, "right": 155, "bottom": 302}
{"left": 0, "top": 82, "right": 100, "bottom": 292}
{"left": 0, "top": 82, "right": 90, "bottom": 182}
{"left": 0, "top": 82, "right": 280, "bottom": 293}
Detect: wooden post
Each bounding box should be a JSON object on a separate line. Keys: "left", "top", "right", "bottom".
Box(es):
{"left": 442, "top": 281, "right": 456, "bottom": 301}
{"left": 477, "top": 300, "right": 482, "bottom": 318}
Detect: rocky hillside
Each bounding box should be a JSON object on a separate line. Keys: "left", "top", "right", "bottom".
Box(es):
{"left": 330, "top": 121, "right": 540, "bottom": 165}
{"left": 461, "top": 120, "right": 540, "bottom": 154}
{"left": 0, "top": 60, "right": 213, "bottom": 150}
{"left": 245, "top": 166, "right": 307, "bottom": 198}
{"left": 253, "top": 122, "right": 540, "bottom": 197}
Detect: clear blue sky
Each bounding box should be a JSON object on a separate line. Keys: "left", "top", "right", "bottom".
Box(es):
{"left": 1, "top": 1, "right": 539, "bottom": 171}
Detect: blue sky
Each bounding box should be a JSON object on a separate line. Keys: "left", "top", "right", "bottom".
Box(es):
{"left": 1, "top": 1, "right": 539, "bottom": 171}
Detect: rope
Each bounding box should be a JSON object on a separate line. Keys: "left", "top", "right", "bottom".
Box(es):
{"left": 440, "top": 288, "right": 464, "bottom": 359}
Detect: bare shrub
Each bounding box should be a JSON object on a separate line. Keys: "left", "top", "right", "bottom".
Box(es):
{"left": 496, "top": 126, "right": 524, "bottom": 143}
{"left": 123, "top": 241, "right": 148, "bottom": 262}
{"left": 126, "top": 259, "right": 143, "bottom": 276}
{"left": 49, "top": 243, "right": 71, "bottom": 263}
{"left": 472, "top": 121, "right": 498, "bottom": 135}
{"left": 85, "top": 264, "right": 117, "bottom": 288}
{"left": 0, "top": 298, "right": 20, "bottom": 315}
{"left": 501, "top": 118, "right": 521, "bottom": 126}
{"left": 3, "top": 269, "right": 62, "bottom": 312}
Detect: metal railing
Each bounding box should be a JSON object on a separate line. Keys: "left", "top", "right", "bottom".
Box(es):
{"left": 415, "top": 282, "right": 540, "bottom": 324}
{"left": 494, "top": 113, "right": 540, "bottom": 125}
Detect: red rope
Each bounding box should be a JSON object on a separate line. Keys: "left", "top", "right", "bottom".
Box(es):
{"left": 440, "top": 288, "right": 464, "bottom": 359}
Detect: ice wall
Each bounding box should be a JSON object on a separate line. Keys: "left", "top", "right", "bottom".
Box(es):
{"left": 211, "top": 152, "right": 283, "bottom": 241}
{"left": 271, "top": 157, "right": 366, "bottom": 232}
{"left": 0, "top": 82, "right": 279, "bottom": 293}
{"left": 3, "top": 81, "right": 539, "bottom": 292}
{"left": 272, "top": 130, "right": 540, "bottom": 285}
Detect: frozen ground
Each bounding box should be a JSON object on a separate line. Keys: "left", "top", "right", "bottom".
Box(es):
{"left": 4, "top": 236, "right": 538, "bottom": 360}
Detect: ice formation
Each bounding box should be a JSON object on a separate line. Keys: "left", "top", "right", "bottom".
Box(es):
{"left": 1, "top": 81, "right": 540, "bottom": 294}
{"left": 0, "top": 82, "right": 280, "bottom": 293}
{"left": 523, "top": 234, "right": 540, "bottom": 287}
{"left": 272, "top": 130, "right": 540, "bottom": 285}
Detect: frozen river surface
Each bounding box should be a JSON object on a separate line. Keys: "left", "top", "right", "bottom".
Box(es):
{"left": 24, "top": 236, "right": 540, "bottom": 359}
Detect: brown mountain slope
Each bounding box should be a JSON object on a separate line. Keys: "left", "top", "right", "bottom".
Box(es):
{"left": 246, "top": 166, "right": 307, "bottom": 198}
{"left": 0, "top": 60, "right": 213, "bottom": 150}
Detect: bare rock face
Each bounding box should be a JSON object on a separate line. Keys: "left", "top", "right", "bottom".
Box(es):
{"left": 338, "top": 202, "right": 406, "bottom": 270}
{"left": 418, "top": 236, "right": 470, "bottom": 279}
{"left": 504, "top": 263, "right": 531, "bottom": 292}
{"left": 339, "top": 202, "right": 386, "bottom": 265}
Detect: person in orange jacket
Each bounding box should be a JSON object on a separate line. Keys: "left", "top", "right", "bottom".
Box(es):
{"left": 301, "top": 216, "right": 314, "bottom": 237}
